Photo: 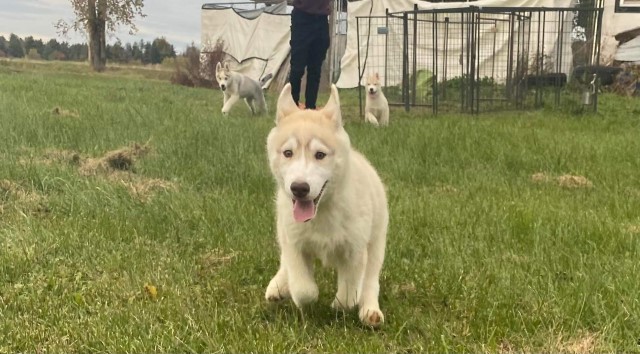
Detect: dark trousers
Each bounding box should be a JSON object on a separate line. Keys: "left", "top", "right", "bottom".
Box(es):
{"left": 289, "top": 8, "right": 330, "bottom": 109}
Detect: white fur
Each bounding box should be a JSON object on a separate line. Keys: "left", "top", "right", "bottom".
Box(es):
{"left": 215, "top": 61, "right": 267, "bottom": 116}
{"left": 364, "top": 73, "right": 390, "bottom": 127}
{"left": 265, "top": 83, "right": 389, "bottom": 328}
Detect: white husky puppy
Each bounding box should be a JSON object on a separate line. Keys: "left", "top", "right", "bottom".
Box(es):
{"left": 215, "top": 61, "right": 267, "bottom": 116}
{"left": 364, "top": 72, "right": 389, "bottom": 127}
{"left": 264, "top": 83, "right": 389, "bottom": 328}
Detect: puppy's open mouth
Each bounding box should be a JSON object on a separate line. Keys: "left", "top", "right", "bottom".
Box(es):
{"left": 292, "top": 181, "right": 327, "bottom": 223}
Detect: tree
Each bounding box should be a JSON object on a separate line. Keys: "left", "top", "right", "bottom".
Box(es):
{"left": 0, "top": 36, "right": 6, "bottom": 53}
{"left": 151, "top": 37, "right": 176, "bottom": 64}
{"left": 56, "top": 0, "right": 145, "bottom": 71}
{"left": 42, "top": 39, "right": 61, "bottom": 61}
{"left": 8, "top": 33, "right": 24, "bottom": 58}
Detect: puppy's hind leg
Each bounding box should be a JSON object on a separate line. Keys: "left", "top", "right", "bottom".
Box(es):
{"left": 365, "top": 112, "right": 380, "bottom": 127}
{"left": 244, "top": 97, "right": 256, "bottom": 115}
{"left": 255, "top": 92, "right": 268, "bottom": 115}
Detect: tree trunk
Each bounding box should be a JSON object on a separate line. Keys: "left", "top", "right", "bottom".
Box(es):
{"left": 87, "top": 0, "right": 107, "bottom": 71}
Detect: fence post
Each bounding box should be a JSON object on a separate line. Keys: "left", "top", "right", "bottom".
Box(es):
{"left": 403, "top": 11, "right": 410, "bottom": 112}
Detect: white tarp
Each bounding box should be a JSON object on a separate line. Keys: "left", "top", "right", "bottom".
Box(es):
{"left": 335, "top": 0, "right": 575, "bottom": 88}
{"left": 615, "top": 35, "right": 640, "bottom": 63}
{"left": 201, "top": 2, "right": 290, "bottom": 88}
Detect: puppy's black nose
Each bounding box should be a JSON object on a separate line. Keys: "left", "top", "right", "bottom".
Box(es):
{"left": 369, "top": 88, "right": 374, "bottom": 93}
{"left": 290, "top": 182, "right": 310, "bottom": 198}
{"left": 221, "top": 85, "right": 226, "bottom": 90}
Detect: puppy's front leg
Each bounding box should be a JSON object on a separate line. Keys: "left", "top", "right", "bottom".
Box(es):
{"left": 282, "top": 244, "right": 318, "bottom": 307}
{"left": 364, "top": 112, "right": 380, "bottom": 127}
{"left": 379, "top": 107, "right": 390, "bottom": 126}
{"left": 222, "top": 94, "right": 239, "bottom": 116}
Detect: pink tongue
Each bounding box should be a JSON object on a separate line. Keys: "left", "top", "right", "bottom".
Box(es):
{"left": 293, "top": 200, "right": 316, "bottom": 222}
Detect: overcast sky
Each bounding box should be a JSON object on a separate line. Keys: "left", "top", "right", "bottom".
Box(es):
{"left": 0, "top": 0, "right": 217, "bottom": 52}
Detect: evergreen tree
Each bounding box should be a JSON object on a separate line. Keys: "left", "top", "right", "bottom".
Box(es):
{"left": 8, "top": 33, "right": 25, "bottom": 58}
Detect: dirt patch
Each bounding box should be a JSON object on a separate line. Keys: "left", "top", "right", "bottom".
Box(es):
{"left": 531, "top": 172, "right": 593, "bottom": 189}
{"left": 78, "top": 143, "right": 150, "bottom": 176}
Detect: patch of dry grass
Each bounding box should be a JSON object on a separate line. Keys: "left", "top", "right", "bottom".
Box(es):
{"left": 51, "top": 106, "right": 79, "bottom": 118}
{"left": 623, "top": 224, "right": 640, "bottom": 234}
{"left": 17, "top": 143, "right": 176, "bottom": 202}
{"left": 78, "top": 142, "right": 150, "bottom": 176}
{"left": 531, "top": 172, "right": 593, "bottom": 189}
{"left": 0, "top": 179, "right": 46, "bottom": 214}
{"left": 554, "top": 332, "right": 601, "bottom": 354}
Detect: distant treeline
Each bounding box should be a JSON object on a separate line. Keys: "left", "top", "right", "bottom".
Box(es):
{"left": 0, "top": 33, "right": 179, "bottom": 65}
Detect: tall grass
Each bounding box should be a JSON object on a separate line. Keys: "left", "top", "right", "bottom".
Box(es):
{"left": 0, "top": 61, "right": 639, "bottom": 352}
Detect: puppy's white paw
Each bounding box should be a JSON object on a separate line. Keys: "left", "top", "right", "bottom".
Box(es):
{"left": 221, "top": 110, "right": 229, "bottom": 117}
{"left": 331, "top": 295, "right": 358, "bottom": 311}
{"left": 265, "top": 280, "right": 290, "bottom": 302}
{"left": 359, "top": 307, "right": 384, "bottom": 328}
{"left": 290, "top": 282, "right": 318, "bottom": 308}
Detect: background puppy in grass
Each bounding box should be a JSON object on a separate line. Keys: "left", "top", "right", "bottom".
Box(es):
{"left": 364, "top": 72, "right": 389, "bottom": 127}
{"left": 215, "top": 61, "right": 267, "bottom": 116}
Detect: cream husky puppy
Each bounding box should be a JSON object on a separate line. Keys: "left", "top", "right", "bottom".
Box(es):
{"left": 264, "top": 83, "right": 389, "bottom": 328}
{"left": 215, "top": 61, "right": 267, "bottom": 116}
{"left": 364, "top": 72, "right": 389, "bottom": 127}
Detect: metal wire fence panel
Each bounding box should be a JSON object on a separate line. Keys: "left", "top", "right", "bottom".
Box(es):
{"left": 355, "top": 3, "right": 604, "bottom": 115}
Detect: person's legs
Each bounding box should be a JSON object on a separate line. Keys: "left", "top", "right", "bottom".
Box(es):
{"left": 303, "top": 18, "right": 330, "bottom": 109}
{"left": 289, "top": 9, "right": 313, "bottom": 107}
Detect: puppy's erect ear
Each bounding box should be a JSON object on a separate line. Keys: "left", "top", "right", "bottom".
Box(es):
{"left": 375, "top": 72, "right": 380, "bottom": 80}
{"left": 276, "top": 83, "right": 300, "bottom": 124}
{"left": 320, "top": 84, "right": 342, "bottom": 128}
{"left": 216, "top": 62, "right": 222, "bottom": 73}
{"left": 223, "top": 62, "right": 230, "bottom": 72}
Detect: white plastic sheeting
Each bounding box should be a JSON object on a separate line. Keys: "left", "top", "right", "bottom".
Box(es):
{"left": 201, "top": 2, "right": 290, "bottom": 88}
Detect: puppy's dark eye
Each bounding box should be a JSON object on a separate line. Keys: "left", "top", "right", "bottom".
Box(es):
{"left": 315, "top": 151, "right": 326, "bottom": 160}
{"left": 283, "top": 150, "right": 293, "bottom": 158}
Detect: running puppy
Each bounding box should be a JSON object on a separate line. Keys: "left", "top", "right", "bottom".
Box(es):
{"left": 264, "top": 83, "right": 389, "bottom": 328}
{"left": 215, "top": 61, "right": 267, "bottom": 116}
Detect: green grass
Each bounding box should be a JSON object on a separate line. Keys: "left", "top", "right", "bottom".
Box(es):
{"left": 1, "top": 60, "right": 640, "bottom": 352}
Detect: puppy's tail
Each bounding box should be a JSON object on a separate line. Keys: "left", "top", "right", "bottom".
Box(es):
{"left": 259, "top": 73, "right": 273, "bottom": 88}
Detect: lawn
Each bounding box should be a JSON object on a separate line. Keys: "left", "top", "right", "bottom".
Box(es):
{"left": 0, "top": 59, "right": 639, "bottom": 352}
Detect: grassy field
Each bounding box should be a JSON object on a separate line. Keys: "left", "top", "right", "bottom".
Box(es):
{"left": 1, "top": 59, "right": 640, "bottom": 352}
